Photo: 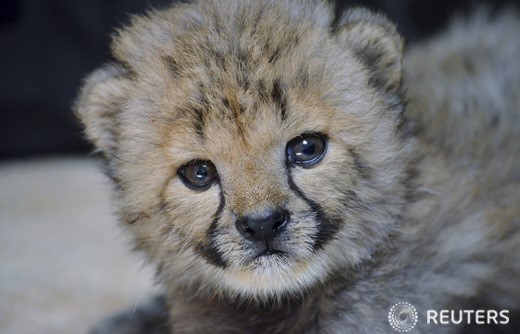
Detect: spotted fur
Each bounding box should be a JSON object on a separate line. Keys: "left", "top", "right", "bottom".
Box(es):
{"left": 76, "top": 1, "right": 520, "bottom": 333}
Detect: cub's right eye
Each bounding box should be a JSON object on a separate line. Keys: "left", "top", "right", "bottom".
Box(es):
{"left": 178, "top": 160, "right": 218, "bottom": 191}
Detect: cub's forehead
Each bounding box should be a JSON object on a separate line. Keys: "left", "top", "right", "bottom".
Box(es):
{"left": 139, "top": 70, "right": 338, "bottom": 165}
{"left": 112, "top": 0, "right": 372, "bottom": 160}
{"left": 112, "top": 0, "right": 335, "bottom": 70}
{"left": 112, "top": 0, "right": 364, "bottom": 106}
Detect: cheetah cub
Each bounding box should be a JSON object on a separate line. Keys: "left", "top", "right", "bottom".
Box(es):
{"left": 76, "top": 0, "right": 520, "bottom": 333}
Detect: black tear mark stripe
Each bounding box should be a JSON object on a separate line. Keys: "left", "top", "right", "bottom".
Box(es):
{"left": 286, "top": 168, "right": 341, "bottom": 251}
{"left": 157, "top": 170, "right": 226, "bottom": 268}
{"left": 198, "top": 189, "right": 228, "bottom": 268}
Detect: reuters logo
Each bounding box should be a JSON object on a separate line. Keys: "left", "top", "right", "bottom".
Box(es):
{"left": 388, "top": 302, "right": 418, "bottom": 332}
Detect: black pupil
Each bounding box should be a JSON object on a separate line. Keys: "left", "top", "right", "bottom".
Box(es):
{"left": 298, "top": 139, "right": 316, "bottom": 157}
{"left": 180, "top": 161, "right": 216, "bottom": 189}
{"left": 286, "top": 133, "right": 325, "bottom": 165}
{"left": 194, "top": 164, "right": 209, "bottom": 180}
{"left": 293, "top": 135, "right": 323, "bottom": 162}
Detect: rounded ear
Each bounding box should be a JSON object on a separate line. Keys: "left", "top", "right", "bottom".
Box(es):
{"left": 335, "top": 8, "right": 403, "bottom": 93}
{"left": 74, "top": 63, "right": 132, "bottom": 156}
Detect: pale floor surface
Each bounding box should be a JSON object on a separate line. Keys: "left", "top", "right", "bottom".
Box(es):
{"left": 0, "top": 157, "right": 157, "bottom": 334}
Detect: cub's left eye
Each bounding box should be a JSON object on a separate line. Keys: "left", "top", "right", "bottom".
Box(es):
{"left": 286, "top": 133, "right": 327, "bottom": 167}
{"left": 178, "top": 160, "right": 218, "bottom": 190}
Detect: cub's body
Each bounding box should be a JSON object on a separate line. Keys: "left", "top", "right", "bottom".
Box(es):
{"left": 76, "top": 1, "right": 520, "bottom": 333}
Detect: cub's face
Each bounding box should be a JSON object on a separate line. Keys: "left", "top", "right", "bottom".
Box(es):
{"left": 76, "top": 0, "right": 411, "bottom": 301}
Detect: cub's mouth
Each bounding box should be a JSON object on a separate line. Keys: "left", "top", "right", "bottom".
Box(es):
{"left": 255, "top": 248, "right": 286, "bottom": 259}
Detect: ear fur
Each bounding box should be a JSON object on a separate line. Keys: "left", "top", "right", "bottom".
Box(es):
{"left": 335, "top": 8, "right": 403, "bottom": 93}
{"left": 74, "top": 63, "right": 132, "bottom": 156}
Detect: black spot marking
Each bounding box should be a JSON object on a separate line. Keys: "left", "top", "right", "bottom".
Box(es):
{"left": 350, "top": 47, "right": 395, "bottom": 93}
{"left": 363, "top": 51, "right": 385, "bottom": 75}
{"left": 330, "top": 2, "right": 347, "bottom": 35}
{"left": 215, "top": 52, "right": 226, "bottom": 68}
{"left": 240, "top": 72, "right": 251, "bottom": 91}
{"left": 193, "top": 108, "right": 205, "bottom": 140}
{"left": 222, "top": 98, "right": 231, "bottom": 109}
{"left": 252, "top": 4, "right": 266, "bottom": 32}
{"left": 272, "top": 79, "right": 288, "bottom": 121}
{"left": 163, "top": 55, "right": 180, "bottom": 78}
{"left": 286, "top": 168, "right": 340, "bottom": 251}
{"left": 239, "top": 103, "right": 245, "bottom": 114}
{"left": 198, "top": 192, "right": 227, "bottom": 268}
{"left": 257, "top": 79, "right": 269, "bottom": 101}
{"left": 268, "top": 46, "right": 283, "bottom": 64}
{"left": 222, "top": 97, "right": 245, "bottom": 116}
{"left": 236, "top": 47, "right": 249, "bottom": 65}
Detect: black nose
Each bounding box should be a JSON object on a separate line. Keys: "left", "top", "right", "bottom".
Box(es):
{"left": 236, "top": 209, "right": 289, "bottom": 242}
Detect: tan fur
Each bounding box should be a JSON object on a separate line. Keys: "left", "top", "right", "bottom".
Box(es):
{"left": 77, "top": 1, "right": 520, "bottom": 333}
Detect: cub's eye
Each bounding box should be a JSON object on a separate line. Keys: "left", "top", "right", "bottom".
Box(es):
{"left": 286, "top": 133, "right": 327, "bottom": 167}
{"left": 178, "top": 160, "right": 218, "bottom": 190}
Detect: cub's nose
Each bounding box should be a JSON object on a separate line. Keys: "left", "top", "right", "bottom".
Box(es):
{"left": 236, "top": 209, "right": 289, "bottom": 242}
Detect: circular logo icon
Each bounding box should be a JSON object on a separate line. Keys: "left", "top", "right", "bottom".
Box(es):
{"left": 388, "top": 302, "right": 418, "bottom": 332}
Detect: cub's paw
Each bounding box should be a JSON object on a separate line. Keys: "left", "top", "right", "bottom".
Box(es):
{"left": 89, "top": 295, "right": 170, "bottom": 334}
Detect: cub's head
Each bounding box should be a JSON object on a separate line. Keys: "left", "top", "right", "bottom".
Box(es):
{"left": 76, "top": 0, "right": 413, "bottom": 302}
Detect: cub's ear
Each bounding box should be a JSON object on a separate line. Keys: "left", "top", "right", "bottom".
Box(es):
{"left": 74, "top": 63, "right": 132, "bottom": 156}
{"left": 335, "top": 8, "right": 403, "bottom": 93}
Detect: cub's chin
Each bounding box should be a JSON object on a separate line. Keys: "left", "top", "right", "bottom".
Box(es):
{"left": 220, "top": 254, "right": 328, "bottom": 301}
{"left": 224, "top": 242, "right": 355, "bottom": 301}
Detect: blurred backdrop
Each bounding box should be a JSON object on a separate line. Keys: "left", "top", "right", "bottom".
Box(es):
{"left": 1, "top": 0, "right": 520, "bottom": 159}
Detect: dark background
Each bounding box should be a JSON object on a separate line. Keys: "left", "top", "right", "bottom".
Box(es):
{"left": 1, "top": 0, "right": 519, "bottom": 159}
